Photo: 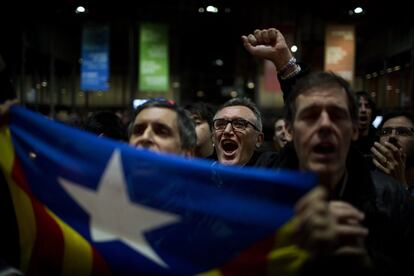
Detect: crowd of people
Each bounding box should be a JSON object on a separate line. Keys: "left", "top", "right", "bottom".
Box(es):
{"left": 1, "top": 27, "right": 414, "bottom": 275}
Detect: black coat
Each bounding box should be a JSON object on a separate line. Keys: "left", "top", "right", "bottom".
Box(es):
{"left": 253, "top": 143, "right": 414, "bottom": 275}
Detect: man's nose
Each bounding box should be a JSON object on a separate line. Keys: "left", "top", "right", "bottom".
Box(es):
{"left": 320, "top": 111, "right": 331, "bottom": 123}
{"left": 388, "top": 132, "right": 398, "bottom": 139}
{"left": 223, "top": 122, "right": 233, "bottom": 133}
{"left": 135, "top": 128, "right": 154, "bottom": 148}
{"left": 137, "top": 127, "right": 154, "bottom": 143}
{"left": 318, "top": 111, "right": 334, "bottom": 132}
{"left": 360, "top": 105, "right": 367, "bottom": 112}
{"left": 140, "top": 126, "right": 152, "bottom": 137}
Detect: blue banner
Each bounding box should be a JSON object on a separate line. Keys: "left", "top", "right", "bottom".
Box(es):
{"left": 80, "top": 25, "right": 110, "bottom": 91}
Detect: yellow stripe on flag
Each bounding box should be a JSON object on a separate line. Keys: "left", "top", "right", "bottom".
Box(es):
{"left": 8, "top": 178, "right": 37, "bottom": 274}
{"left": 1, "top": 125, "right": 37, "bottom": 273}
{"left": 266, "top": 219, "right": 309, "bottom": 276}
{"left": 0, "top": 126, "right": 15, "bottom": 174}
{"left": 47, "top": 209, "right": 93, "bottom": 276}
{"left": 198, "top": 220, "right": 309, "bottom": 276}
{"left": 197, "top": 270, "right": 222, "bottom": 276}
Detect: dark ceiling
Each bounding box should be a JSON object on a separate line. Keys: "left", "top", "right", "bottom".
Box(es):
{"left": 0, "top": 0, "right": 412, "bottom": 104}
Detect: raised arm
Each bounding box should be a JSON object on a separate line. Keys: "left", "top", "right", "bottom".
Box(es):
{"left": 241, "top": 28, "right": 309, "bottom": 102}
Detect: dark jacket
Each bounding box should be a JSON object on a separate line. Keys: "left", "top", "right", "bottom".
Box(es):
{"left": 354, "top": 125, "right": 378, "bottom": 157}
{"left": 279, "top": 63, "right": 310, "bottom": 103}
{"left": 255, "top": 143, "right": 414, "bottom": 275}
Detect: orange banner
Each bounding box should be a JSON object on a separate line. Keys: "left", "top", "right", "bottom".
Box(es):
{"left": 324, "top": 25, "right": 355, "bottom": 84}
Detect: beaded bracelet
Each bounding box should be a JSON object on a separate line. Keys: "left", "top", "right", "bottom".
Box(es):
{"left": 279, "top": 57, "right": 296, "bottom": 75}
{"left": 280, "top": 64, "right": 301, "bottom": 80}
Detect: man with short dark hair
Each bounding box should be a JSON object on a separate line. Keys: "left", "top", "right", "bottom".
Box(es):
{"left": 242, "top": 28, "right": 414, "bottom": 273}
{"left": 83, "top": 111, "right": 127, "bottom": 141}
{"left": 273, "top": 117, "right": 292, "bottom": 151}
{"left": 279, "top": 71, "right": 414, "bottom": 275}
{"left": 355, "top": 91, "right": 378, "bottom": 157}
{"left": 129, "top": 99, "right": 196, "bottom": 157}
{"left": 184, "top": 102, "right": 215, "bottom": 158}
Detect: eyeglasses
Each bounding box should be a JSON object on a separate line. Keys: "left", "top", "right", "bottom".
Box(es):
{"left": 213, "top": 118, "right": 260, "bottom": 131}
{"left": 379, "top": 127, "right": 414, "bottom": 137}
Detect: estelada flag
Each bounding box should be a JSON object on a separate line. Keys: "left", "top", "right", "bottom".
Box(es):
{"left": 0, "top": 106, "right": 315, "bottom": 275}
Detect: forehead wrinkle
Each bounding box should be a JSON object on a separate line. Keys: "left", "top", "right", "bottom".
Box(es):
{"left": 215, "top": 106, "right": 257, "bottom": 123}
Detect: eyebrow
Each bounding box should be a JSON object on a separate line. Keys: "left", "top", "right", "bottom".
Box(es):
{"left": 305, "top": 101, "right": 347, "bottom": 109}
{"left": 298, "top": 104, "right": 349, "bottom": 116}
{"left": 215, "top": 116, "right": 254, "bottom": 121}
{"left": 133, "top": 121, "right": 173, "bottom": 130}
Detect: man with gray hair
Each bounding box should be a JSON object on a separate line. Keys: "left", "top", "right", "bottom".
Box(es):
{"left": 212, "top": 97, "right": 264, "bottom": 166}
{"left": 129, "top": 99, "right": 197, "bottom": 157}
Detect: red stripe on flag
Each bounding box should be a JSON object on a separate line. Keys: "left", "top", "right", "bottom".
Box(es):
{"left": 91, "top": 247, "right": 112, "bottom": 276}
{"left": 11, "top": 157, "right": 31, "bottom": 194}
{"left": 219, "top": 235, "right": 275, "bottom": 276}
{"left": 27, "top": 201, "right": 65, "bottom": 275}
{"left": 11, "top": 158, "right": 65, "bottom": 275}
{"left": 11, "top": 157, "right": 113, "bottom": 275}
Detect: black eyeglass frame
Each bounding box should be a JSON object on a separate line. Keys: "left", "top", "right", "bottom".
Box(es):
{"left": 379, "top": 126, "right": 414, "bottom": 137}
{"left": 212, "top": 118, "right": 260, "bottom": 132}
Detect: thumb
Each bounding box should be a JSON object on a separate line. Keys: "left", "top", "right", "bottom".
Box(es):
{"left": 241, "top": 36, "right": 255, "bottom": 53}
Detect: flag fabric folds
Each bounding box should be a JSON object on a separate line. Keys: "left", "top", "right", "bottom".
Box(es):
{"left": 0, "top": 106, "right": 316, "bottom": 275}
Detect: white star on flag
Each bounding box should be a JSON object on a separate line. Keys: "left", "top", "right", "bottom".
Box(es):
{"left": 59, "top": 149, "right": 179, "bottom": 268}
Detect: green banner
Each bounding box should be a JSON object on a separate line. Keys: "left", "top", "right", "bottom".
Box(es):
{"left": 139, "top": 23, "right": 169, "bottom": 92}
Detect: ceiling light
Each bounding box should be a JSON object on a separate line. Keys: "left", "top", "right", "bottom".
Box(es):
{"left": 75, "top": 6, "right": 86, "bottom": 14}
{"left": 354, "top": 7, "right": 363, "bottom": 14}
{"left": 215, "top": 59, "right": 223, "bottom": 66}
{"left": 230, "top": 91, "right": 238, "bottom": 98}
{"left": 206, "top": 6, "right": 218, "bottom": 13}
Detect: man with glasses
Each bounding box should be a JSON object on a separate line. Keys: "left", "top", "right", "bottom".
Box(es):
{"left": 212, "top": 97, "right": 264, "bottom": 166}
{"left": 371, "top": 109, "right": 414, "bottom": 194}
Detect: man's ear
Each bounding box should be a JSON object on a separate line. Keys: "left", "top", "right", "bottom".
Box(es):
{"left": 211, "top": 132, "right": 217, "bottom": 148}
{"left": 256, "top": 132, "right": 264, "bottom": 148}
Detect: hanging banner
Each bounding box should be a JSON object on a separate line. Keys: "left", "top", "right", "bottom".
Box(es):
{"left": 139, "top": 23, "right": 169, "bottom": 92}
{"left": 80, "top": 25, "right": 110, "bottom": 91}
{"left": 324, "top": 25, "right": 355, "bottom": 84}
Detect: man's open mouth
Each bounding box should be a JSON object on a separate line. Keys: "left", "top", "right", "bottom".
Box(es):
{"left": 359, "top": 115, "right": 368, "bottom": 122}
{"left": 221, "top": 140, "right": 239, "bottom": 155}
{"left": 313, "top": 143, "right": 336, "bottom": 155}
